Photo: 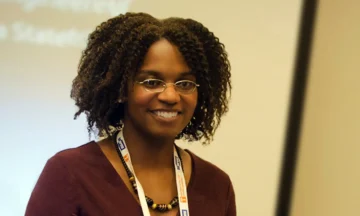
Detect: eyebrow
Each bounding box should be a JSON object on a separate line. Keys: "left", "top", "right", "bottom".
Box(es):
{"left": 138, "top": 70, "right": 195, "bottom": 78}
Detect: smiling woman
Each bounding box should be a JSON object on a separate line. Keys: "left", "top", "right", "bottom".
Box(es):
{"left": 25, "top": 12, "right": 234, "bottom": 216}
{"left": 126, "top": 39, "right": 199, "bottom": 140}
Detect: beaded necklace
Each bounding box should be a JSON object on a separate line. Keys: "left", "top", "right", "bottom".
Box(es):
{"left": 113, "top": 132, "right": 184, "bottom": 212}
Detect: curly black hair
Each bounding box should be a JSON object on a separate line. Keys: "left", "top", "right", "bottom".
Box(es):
{"left": 70, "top": 12, "right": 231, "bottom": 144}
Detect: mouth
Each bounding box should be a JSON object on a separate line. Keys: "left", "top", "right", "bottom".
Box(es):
{"left": 149, "top": 110, "right": 181, "bottom": 122}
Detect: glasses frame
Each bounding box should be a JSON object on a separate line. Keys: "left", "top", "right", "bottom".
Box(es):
{"left": 136, "top": 78, "right": 200, "bottom": 94}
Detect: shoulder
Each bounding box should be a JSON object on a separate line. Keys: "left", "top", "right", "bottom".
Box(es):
{"left": 187, "top": 150, "right": 233, "bottom": 193}
{"left": 189, "top": 150, "right": 231, "bottom": 182}
{"left": 186, "top": 150, "right": 236, "bottom": 214}
{"left": 31, "top": 141, "right": 106, "bottom": 198}
{"left": 50, "top": 141, "right": 100, "bottom": 165}
{"left": 25, "top": 142, "right": 99, "bottom": 215}
{"left": 54, "top": 141, "right": 98, "bottom": 157}
{"left": 31, "top": 142, "right": 100, "bottom": 188}
{"left": 41, "top": 141, "right": 103, "bottom": 179}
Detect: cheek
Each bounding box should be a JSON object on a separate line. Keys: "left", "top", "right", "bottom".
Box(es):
{"left": 184, "top": 93, "right": 198, "bottom": 112}
{"left": 129, "top": 88, "right": 154, "bottom": 108}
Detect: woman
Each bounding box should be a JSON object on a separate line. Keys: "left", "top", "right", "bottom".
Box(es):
{"left": 25, "top": 12, "right": 235, "bottom": 216}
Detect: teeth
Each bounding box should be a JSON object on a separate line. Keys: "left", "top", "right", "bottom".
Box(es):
{"left": 154, "top": 111, "right": 178, "bottom": 118}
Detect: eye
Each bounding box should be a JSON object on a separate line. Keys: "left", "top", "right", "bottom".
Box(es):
{"left": 142, "top": 79, "right": 164, "bottom": 89}
{"left": 176, "top": 80, "right": 196, "bottom": 91}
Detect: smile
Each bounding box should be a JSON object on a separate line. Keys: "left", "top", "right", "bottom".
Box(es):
{"left": 153, "top": 111, "right": 178, "bottom": 118}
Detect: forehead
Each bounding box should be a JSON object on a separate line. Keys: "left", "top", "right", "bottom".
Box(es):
{"left": 140, "top": 38, "right": 191, "bottom": 78}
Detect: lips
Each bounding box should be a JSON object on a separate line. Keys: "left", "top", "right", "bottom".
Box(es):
{"left": 149, "top": 109, "right": 182, "bottom": 122}
{"left": 153, "top": 111, "right": 178, "bottom": 118}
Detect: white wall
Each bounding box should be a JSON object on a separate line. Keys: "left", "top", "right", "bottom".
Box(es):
{"left": 291, "top": 1, "right": 360, "bottom": 215}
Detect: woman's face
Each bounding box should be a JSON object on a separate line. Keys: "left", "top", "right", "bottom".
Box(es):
{"left": 123, "top": 38, "right": 198, "bottom": 139}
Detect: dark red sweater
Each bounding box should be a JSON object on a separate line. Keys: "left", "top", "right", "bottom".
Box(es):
{"left": 25, "top": 142, "right": 236, "bottom": 216}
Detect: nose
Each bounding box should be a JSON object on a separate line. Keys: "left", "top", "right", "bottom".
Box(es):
{"left": 157, "top": 84, "right": 180, "bottom": 104}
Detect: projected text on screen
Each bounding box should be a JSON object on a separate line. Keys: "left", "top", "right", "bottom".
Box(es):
{"left": 0, "top": 0, "right": 133, "bottom": 48}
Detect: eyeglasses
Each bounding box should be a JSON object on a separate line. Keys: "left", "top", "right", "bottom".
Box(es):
{"left": 136, "top": 79, "right": 200, "bottom": 94}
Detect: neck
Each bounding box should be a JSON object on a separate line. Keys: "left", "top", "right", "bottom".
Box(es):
{"left": 119, "top": 123, "right": 175, "bottom": 170}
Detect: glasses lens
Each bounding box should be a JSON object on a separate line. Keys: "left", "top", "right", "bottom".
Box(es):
{"left": 142, "top": 79, "right": 164, "bottom": 92}
{"left": 175, "top": 81, "right": 196, "bottom": 93}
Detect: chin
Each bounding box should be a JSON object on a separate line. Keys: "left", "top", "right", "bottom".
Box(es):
{"left": 143, "top": 116, "right": 186, "bottom": 140}
{"left": 151, "top": 129, "right": 180, "bottom": 140}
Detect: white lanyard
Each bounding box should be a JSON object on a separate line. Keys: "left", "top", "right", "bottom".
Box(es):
{"left": 116, "top": 130, "right": 190, "bottom": 216}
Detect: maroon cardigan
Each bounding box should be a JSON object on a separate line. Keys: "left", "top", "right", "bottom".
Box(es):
{"left": 25, "top": 142, "right": 236, "bottom": 216}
